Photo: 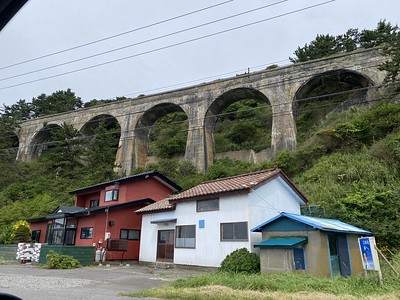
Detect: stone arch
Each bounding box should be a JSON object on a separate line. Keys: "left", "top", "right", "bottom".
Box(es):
{"left": 29, "top": 123, "right": 63, "bottom": 159}
{"left": 134, "top": 103, "right": 188, "bottom": 168}
{"left": 204, "top": 87, "right": 271, "bottom": 166}
{"left": 80, "top": 114, "right": 121, "bottom": 139}
{"left": 293, "top": 69, "right": 375, "bottom": 142}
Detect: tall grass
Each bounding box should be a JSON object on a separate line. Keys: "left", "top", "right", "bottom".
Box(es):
{"left": 128, "top": 270, "right": 400, "bottom": 299}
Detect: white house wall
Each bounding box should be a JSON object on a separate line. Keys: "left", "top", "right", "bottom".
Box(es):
{"left": 139, "top": 176, "right": 304, "bottom": 268}
{"left": 248, "top": 176, "right": 303, "bottom": 230}
{"left": 173, "top": 194, "right": 252, "bottom": 267}
{"left": 139, "top": 211, "right": 176, "bottom": 263}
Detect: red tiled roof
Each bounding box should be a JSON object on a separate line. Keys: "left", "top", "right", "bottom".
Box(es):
{"left": 136, "top": 199, "right": 173, "bottom": 213}
{"left": 167, "top": 168, "right": 282, "bottom": 201}
{"left": 136, "top": 168, "right": 293, "bottom": 213}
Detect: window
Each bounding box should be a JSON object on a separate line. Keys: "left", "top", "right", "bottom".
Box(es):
{"left": 293, "top": 248, "right": 306, "bottom": 270}
{"left": 120, "top": 229, "right": 140, "bottom": 240}
{"left": 80, "top": 227, "right": 93, "bottom": 239}
{"left": 65, "top": 229, "right": 76, "bottom": 245}
{"left": 45, "top": 224, "right": 52, "bottom": 243}
{"left": 220, "top": 222, "right": 248, "bottom": 241}
{"left": 90, "top": 199, "right": 99, "bottom": 207}
{"left": 197, "top": 198, "right": 219, "bottom": 212}
{"left": 175, "top": 225, "right": 195, "bottom": 248}
{"left": 31, "top": 230, "right": 41, "bottom": 243}
{"left": 105, "top": 190, "right": 118, "bottom": 202}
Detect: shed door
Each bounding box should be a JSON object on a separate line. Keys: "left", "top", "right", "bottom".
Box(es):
{"left": 328, "top": 233, "right": 351, "bottom": 277}
{"left": 157, "top": 230, "right": 174, "bottom": 262}
{"left": 337, "top": 234, "right": 351, "bottom": 277}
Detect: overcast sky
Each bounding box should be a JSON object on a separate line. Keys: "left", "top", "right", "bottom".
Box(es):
{"left": 0, "top": 0, "right": 398, "bottom": 108}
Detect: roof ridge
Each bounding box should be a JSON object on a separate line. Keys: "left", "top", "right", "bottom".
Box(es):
{"left": 199, "top": 168, "right": 280, "bottom": 185}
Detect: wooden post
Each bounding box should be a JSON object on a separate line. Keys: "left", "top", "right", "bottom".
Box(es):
{"left": 377, "top": 247, "right": 399, "bottom": 276}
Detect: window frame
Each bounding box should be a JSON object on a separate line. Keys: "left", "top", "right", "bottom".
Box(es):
{"left": 80, "top": 227, "right": 94, "bottom": 239}
{"left": 89, "top": 199, "right": 99, "bottom": 208}
{"left": 220, "top": 222, "right": 248, "bottom": 241}
{"left": 293, "top": 247, "right": 306, "bottom": 270}
{"left": 31, "top": 230, "right": 41, "bottom": 243}
{"left": 175, "top": 225, "right": 196, "bottom": 249}
{"left": 105, "top": 189, "right": 119, "bottom": 202}
{"left": 196, "top": 198, "right": 219, "bottom": 212}
{"left": 120, "top": 229, "right": 140, "bottom": 240}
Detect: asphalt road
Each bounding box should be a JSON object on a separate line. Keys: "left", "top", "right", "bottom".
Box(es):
{"left": 0, "top": 263, "right": 208, "bottom": 300}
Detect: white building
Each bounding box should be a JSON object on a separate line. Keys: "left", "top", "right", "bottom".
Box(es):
{"left": 136, "top": 168, "right": 308, "bottom": 268}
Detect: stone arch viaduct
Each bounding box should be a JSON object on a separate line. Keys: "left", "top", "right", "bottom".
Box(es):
{"left": 16, "top": 48, "right": 386, "bottom": 174}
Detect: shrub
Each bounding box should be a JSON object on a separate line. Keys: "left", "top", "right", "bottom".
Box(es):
{"left": 11, "top": 220, "right": 31, "bottom": 243}
{"left": 46, "top": 250, "right": 81, "bottom": 269}
{"left": 219, "top": 248, "right": 260, "bottom": 274}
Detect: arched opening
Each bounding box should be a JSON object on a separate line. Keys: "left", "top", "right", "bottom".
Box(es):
{"left": 80, "top": 114, "right": 121, "bottom": 170}
{"left": 29, "top": 124, "right": 62, "bottom": 159}
{"left": 205, "top": 87, "right": 271, "bottom": 164}
{"left": 294, "top": 69, "right": 374, "bottom": 142}
{"left": 135, "top": 103, "right": 188, "bottom": 167}
{"left": 80, "top": 114, "right": 120, "bottom": 138}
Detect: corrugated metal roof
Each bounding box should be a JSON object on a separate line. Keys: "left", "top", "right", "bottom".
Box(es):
{"left": 251, "top": 212, "right": 372, "bottom": 235}
{"left": 254, "top": 236, "right": 308, "bottom": 248}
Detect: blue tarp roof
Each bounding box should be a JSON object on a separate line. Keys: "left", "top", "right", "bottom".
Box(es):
{"left": 251, "top": 212, "right": 372, "bottom": 235}
{"left": 254, "top": 236, "right": 308, "bottom": 248}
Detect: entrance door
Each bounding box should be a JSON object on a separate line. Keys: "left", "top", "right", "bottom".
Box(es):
{"left": 336, "top": 234, "right": 351, "bottom": 277}
{"left": 157, "top": 230, "right": 174, "bottom": 262}
{"left": 328, "top": 233, "right": 351, "bottom": 277}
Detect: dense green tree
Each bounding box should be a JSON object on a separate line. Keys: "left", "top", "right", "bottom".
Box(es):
{"left": 359, "top": 20, "right": 398, "bottom": 48}
{"left": 148, "top": 112, "right": 188, "bottom": 158}
{"left": 39, "top": 123, "right": 85, "bottom": 177}
{"left": 32, "top": 89, "right": 83, "bottom": 117}
{"left": 290, "top": 34, "right": 339, "bottom": 63}
{"left": 84, "top": 122, "right": 120, "bottom": 181}
{"left": 290, "top": 20, "right": 398, "bottom": 63}
{"left": 2, "top": 99, "right": 33, "bottom": 120}
{"left": 0, "top": 115, "right": 18, "bottom": 162}
{"left": 214, "top": 99, "right": 272, "bottom": 153}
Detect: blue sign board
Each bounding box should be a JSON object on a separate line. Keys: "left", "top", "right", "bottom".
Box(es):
{"left": 358, "top": 237, "right": 378, "bottom": 271}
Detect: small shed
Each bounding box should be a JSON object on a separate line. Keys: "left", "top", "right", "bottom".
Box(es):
{"left": 251, "top": 212, "right": 372, "bottom": 277}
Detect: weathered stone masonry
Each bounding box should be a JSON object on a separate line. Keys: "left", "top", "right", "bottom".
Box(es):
{"left": 16, "top": 48, "right": 386, "bottom": 174}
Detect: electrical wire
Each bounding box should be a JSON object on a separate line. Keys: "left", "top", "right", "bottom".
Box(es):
{"left": 0, "top": 0, "right": 288, "bottom": 83}
{"left": 0, "top": 0, "right": 234, "bottom": 70}
{"left": 0, "top": 0, "right": 335, "bottom": 91}
{"left": 0, "top": 83, "right": 397, "bottom": 155}
{"left": 1, "top": 60, "right": 389, "bottom": 141}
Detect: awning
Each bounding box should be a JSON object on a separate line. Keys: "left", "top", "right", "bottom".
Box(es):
{"left": 254, "top": 236, "right": 308, "bottom": 248}
{"left": 150, "top": 218, "right": 177, "bottom": 224}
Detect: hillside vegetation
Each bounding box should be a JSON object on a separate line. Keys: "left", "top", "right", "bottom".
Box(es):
{"left": 0, "top": 21, "right": 399, "bottom": 251}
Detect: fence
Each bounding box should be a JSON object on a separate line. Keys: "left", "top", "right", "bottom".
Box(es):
{"left": 38, "top": 245, "right": 95, "bottom": 266}
{"left": 0, "top": 244, "right": 17, "bottom": 262}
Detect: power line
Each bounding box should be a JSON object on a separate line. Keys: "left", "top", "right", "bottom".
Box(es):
{"left": 0, "top": 0, "right": 288, "bottom": 83}
{"left": 0, "top": 0, "right": 234, "bottom": 71}
{"left": 6, "top": 61, "right": 388, "bottom": 134}
{"left": 0, "top": 0, "right": 335, "bottom": 91}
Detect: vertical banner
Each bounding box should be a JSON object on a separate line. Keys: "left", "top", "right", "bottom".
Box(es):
{"left": 358, "top": 237, "right": 380, "bottom": 271}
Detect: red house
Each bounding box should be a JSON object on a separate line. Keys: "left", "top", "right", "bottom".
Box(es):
{"left": 28, "top": 171, "right": 182, "bottom": 261}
